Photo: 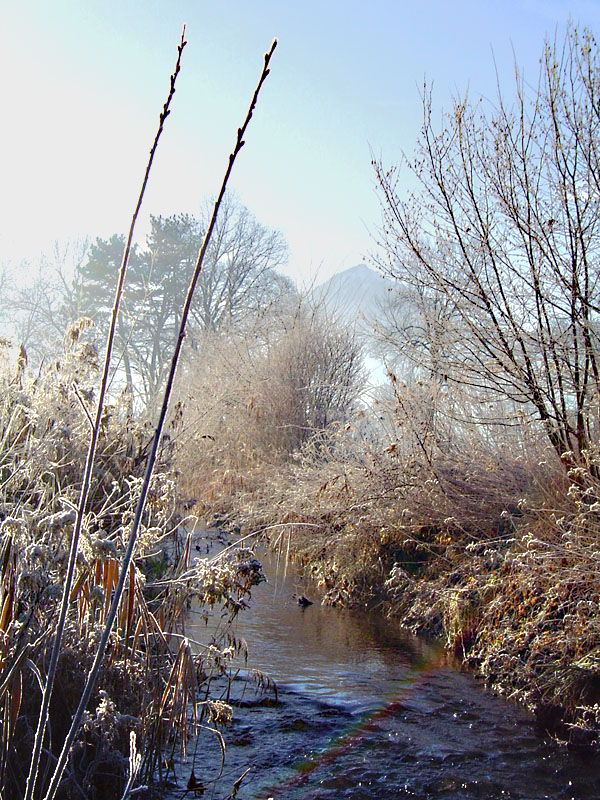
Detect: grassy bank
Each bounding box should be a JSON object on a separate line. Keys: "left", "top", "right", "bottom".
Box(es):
{"left": 181, "top": 395, "right": 600, "bottom": 749}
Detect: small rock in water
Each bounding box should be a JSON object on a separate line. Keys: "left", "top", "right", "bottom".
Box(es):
{"left": 297, "top": 594, "right": 313, "bottom": 608}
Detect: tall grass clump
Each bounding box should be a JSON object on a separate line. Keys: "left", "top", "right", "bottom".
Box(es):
{"left": 1, "top": 29, "right": 279, "bottom": 800}
{"left": 177, "top": 299, "right": 365, "bottom": 519}
{"left": 0, "top": 332, "right": 179, "bottom": 796}
{"left": 0, "top": 337, "right": 265, "bottom": 794}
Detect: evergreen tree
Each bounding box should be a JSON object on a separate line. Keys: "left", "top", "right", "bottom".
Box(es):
{"left": 76, "top": 197, "right": 292, "bottom": 408}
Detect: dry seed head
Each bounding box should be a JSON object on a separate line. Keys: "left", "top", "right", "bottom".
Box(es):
{"left": 67, "top": 317, "right": 95, "bottom": 344}
{"left": 44, "top": 509, "right": 76, "bottom": 532}
{"left": 24, "top": 543, "right": 47, "bottom": 562}
{"left": 18, "top": 569, "right": 44, "bottom": 594}
{"left": 0, "top": 517, "right": 26, "bottom": 539}
{"left": 129, "top": 730, "right": 141, "bottom": 774}
{"left": 42, "top": 584, "right": 61, "bottom": 601}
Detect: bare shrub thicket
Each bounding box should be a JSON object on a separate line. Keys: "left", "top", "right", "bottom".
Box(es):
{"left": 178, "top": 301, "right": 365, "bottom": 513}
{"left": 373, "top": 25, "right": 600, "bottom": 468}
{"left": 210, "top": 366, "right": 544, "bottom": 603}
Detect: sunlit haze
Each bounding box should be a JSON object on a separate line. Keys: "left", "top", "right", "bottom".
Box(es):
{"left": 2, "top": 0, "right": 600, "bottom": 287}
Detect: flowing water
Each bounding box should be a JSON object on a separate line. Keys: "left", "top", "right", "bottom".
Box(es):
{"left": 175, "top": 541, "right": 600, "bottom": 800}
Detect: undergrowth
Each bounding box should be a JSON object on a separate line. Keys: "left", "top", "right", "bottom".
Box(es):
{"left": 180, "top": 368, "right": 600, "bottom": 749}
{"left": 0, "top": 335, "right": 267, "bottom": 798}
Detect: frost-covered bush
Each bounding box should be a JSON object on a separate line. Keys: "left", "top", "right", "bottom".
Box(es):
{"left": 0, "top": 337, "right": 265, "bottom": 799}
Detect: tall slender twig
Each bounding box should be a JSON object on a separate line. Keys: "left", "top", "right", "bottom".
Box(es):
{"left": 41, "top": 39, "right": 277, "bottom": 800}
{"left": 25, "top": 26, "right": 188, "bottom": 800}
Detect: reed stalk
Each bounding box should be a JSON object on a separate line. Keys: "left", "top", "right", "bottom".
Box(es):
{"left": 40, "top": 38, "right": 277, "bottom": 800}
{"left": 24, "top": 26, "right": 188, "bottom": 800}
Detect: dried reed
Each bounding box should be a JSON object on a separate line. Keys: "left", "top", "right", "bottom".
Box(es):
{"left": 40, "top": 36, "right": 278, "bottom": 800}
{"left": 25, "top": 28, "right": 188, "bottom": 800}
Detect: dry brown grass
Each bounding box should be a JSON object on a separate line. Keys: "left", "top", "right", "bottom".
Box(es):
{"left": 177, "top": 302, "right": 365, "bottom": 513}
{"left": 0, "top": 336, "right": 267, "bottom": 798}
{"left": 469, "top": 454, "right": 600, "bottom": 744}
{"left": 180, "top": 359, "right": 600, "bottom": 746}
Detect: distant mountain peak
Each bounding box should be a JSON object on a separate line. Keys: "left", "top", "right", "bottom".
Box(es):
{"left": 320, "top": 262, "right": 382, "bottom": 282}
{"left": 338, "top": 262, "right": 371, "bottom": 276}
{"left": 311, "top": 264, "right": 394, "bottom": 323}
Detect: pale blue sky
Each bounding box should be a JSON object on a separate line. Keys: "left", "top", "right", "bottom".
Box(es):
{"left": 2, "top": 0, "right": 600, "bottom": 285}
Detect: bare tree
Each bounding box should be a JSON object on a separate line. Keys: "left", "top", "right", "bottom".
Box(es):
{"left": 192, "top": 194, "right": 290, "bottom": 330}
{"left": 267, "top": 306, "right": 366, "bottom": 448}
{"left": 373, "top": 24, "right": 600, "bottom": 468}
{"left": 373, "top": 276, "right": 456, "bottom": 385}
{"left": 8, "top": 240, "right": 90, "bottom": 363}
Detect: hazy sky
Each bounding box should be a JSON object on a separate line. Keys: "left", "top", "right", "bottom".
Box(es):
{"left": 2, "top": 0, "right": 600, "bottom": 286}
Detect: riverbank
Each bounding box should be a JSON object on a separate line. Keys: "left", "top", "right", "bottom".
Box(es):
{"left": 186, "top": 440, "right": 600, "bottom": 751}
{"left": 172, "top": 541, "right": 600, "bottom": 800}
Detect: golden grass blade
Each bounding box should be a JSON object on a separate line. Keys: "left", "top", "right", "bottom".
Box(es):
{"left": 122, "top": 563, "right": 136, "bottom": 663}
{"left": 9, "top": 669, "right": 22, "bottom": 737}
{"left": 0, "top": 584, "right": 14, "bottom": 635}
{"left": 69, "top": 568, "right": 90, "bottom": 603}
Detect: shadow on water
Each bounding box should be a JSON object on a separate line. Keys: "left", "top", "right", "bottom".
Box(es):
{"left": 170, "top": 536, "right": 600, "bottom": 800}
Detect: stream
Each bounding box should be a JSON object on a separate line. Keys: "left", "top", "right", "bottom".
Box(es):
{"left": 174, "top": 539, "right": 600, "bottom": 800}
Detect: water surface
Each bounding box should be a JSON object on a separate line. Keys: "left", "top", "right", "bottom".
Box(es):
{"left": 177, "top": 542, "right": 599, "bottom": 800}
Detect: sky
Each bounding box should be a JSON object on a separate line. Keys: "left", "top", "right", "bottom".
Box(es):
{"left": 2, "top": 0, "right": 600, "bottom": 288}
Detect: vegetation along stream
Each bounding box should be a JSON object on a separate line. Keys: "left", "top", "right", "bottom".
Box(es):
{"left": 171, "top": 538, "right": 600, "bottom": 800}
{"left": 7, "top": 20, "right": 600, "bottom": 800}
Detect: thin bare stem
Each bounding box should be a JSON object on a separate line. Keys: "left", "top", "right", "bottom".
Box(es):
{"left": 25, "top": 26, "right": 187, "bottom": 800}
{"left": 71, "top": 382, "right": 94, "bottom": 431}
{"left": 41, "top": 38, "right": 277, "bottom": 800}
